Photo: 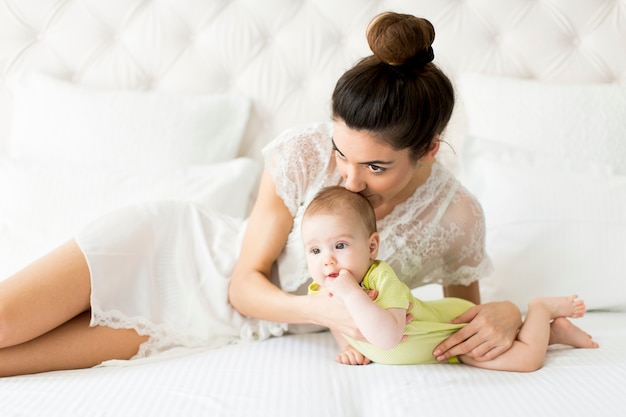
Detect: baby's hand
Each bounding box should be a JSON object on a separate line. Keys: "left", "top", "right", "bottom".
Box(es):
{"left": 326, "top": 269, "right": 362, "bottom": 299}
{"left": 336, "top": 345, "right": 371, "bottom": 365}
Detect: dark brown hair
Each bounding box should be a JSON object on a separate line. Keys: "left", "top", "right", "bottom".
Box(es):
{"left": 331, "top": 12, "right": 454, "bottom": 161}
{"left": 303, "top": 186, "right": 377, "bottom": 235}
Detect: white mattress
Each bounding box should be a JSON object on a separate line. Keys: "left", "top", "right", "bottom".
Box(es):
{"left": 1, "top": 311, "right": 624, "bottom": 417}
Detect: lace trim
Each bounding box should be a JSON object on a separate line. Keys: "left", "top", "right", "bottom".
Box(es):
{"left": 417, "top": 257, "right": 494, "bottom": 288}
{"left": 90, "top": 306, "right": 237, "bottom": 359}
{"left": 91, "top": 307, "right": 290, "bottom": 359}
{"left": 239, "top": 319, "right": 289, "bottom": 341}
{"left": 449, "top": 258, "right": 494, "bottom": 286}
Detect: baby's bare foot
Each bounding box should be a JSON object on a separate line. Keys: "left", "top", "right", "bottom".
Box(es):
{"left": 550, "top": 317, "right": 599, "bottom": 349}
{"left": 529, "top": 295, "right": 586, "bottom": 320}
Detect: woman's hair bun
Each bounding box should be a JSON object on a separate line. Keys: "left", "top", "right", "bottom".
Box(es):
{"left": 366, "top": 12, "right": 435, "bottom": 67}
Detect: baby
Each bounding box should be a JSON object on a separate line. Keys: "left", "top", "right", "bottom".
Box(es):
{"left": 301, "top": 186, "right": 598, "bottom": 371}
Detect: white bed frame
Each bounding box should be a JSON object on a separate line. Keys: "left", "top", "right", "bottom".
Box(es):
{"left": 1, "top": 1, "right": 625, "bottom": 416}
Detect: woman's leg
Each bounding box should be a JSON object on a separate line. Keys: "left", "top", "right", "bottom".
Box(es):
{"left": 0, "top": 240, "right": 92, "bottom": 347}
{"left": 0, "top": 311, "right": 147, "bottom": 377}
{"left": 0, "top": 239, "right": 147, "bottom": 375}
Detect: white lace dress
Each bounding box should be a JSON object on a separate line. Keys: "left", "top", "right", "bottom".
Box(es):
{"left": 75, "top": 122, "right": 492, "bottom": 360}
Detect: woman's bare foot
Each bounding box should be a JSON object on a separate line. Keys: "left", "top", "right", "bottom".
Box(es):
{"left": 549, "top": 317, "right": 599, "bottom": 348}
{"left": 528, "top": 294, "right": 586, "bottom": 320}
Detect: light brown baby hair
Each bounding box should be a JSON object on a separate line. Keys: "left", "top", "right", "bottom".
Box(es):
{"left": 303, "top": 186, "right": 377, "bottom": 235}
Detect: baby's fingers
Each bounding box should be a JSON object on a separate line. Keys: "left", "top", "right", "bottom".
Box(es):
{"left": 336, "top": 348, "right": 371, "bottom": 365}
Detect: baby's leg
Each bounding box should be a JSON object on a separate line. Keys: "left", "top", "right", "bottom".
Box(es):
{"left": 549, "top": 317, "right": 599, "bottom": 349}
{"left": 460, "top": 295, "right": 597, "bottom": 372}
{"left": 531, "top": 295, "right": 597, "bottom": 349}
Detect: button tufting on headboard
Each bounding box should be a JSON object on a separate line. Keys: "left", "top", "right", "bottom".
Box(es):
{"left": 1, "top": 0, "right": 624, "bottom": 169}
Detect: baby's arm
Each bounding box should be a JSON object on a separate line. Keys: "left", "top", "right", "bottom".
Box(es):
{"left": 328, "top": 270, "right": 405, "bottom": 350}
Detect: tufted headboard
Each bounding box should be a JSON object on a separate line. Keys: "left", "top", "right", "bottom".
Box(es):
{"left": 1, "top": 0, "right": 625, "bottom": 171}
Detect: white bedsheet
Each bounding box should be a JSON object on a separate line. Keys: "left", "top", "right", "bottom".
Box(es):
{"left": 2, "top": 311, "right": 624, "bottom": 417}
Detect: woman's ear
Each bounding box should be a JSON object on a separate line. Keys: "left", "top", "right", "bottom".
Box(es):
{"left": 421, "top": 136, "right": 441, "bottom": 163}
{"left": 369, "top": 232, "right": 380, "bottom": 259}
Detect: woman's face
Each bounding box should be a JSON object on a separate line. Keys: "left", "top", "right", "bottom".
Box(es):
{"left": 332, "top": 120, "right": 423, "bottom": 212}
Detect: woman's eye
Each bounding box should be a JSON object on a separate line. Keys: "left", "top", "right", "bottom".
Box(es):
{"left": 368, "top": 164, "right": 386, "bottom": 173}
{"left": 335, "top": 243, "right": 346, "bottom": 249}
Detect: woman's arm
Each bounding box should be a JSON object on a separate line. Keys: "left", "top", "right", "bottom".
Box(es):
{"left": 443, "top": 282, "right": 481, "bottom": 304}
{"left": 228, "top": 170, "right": 364, "bottom": 337}
{"left": 228, "top": 169, "right": 299, "bottom": 321}
{"left": 433, "top": 281, "right": 522, "bottom": 362}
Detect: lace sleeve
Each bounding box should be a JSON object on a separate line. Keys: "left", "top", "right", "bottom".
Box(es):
{"left": 379, "top": 164, "right": 493, "bottom": 290}
{"left": 261, "top": 123, "right": 333, "bottom": 216}
{"left": 440, "top": 189, "right": 494, "bottom": 286}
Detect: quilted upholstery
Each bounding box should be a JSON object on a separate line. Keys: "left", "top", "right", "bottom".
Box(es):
{"left": 1, "top": 0, "right": 625, "bottom": 165}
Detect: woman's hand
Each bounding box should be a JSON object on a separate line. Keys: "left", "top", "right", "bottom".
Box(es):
{"left": 432, "top": 301, "right": 522, "bottom": 362}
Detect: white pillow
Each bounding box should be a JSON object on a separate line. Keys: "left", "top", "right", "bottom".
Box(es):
{"left": 458, "top": 73, "right": 626, "bottom": 175}
{"left": 8, "top": 72, "right": 251, "bottom": 167}
{"left": 462, "top": 136, "right": 626, "bottom": 312}
{"left": 0, "top": 157, "right": 259, "bottom": 278}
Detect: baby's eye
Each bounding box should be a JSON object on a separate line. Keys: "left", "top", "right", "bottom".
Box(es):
{"left": 311, "top": 248, "right": 321, "bottom": 255}
{"left": 335, "top": 242, "right": 347, "bottom": 249}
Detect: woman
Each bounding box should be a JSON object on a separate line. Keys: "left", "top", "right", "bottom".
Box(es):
{"left": 0, "top": 12, "right": 520, "bottom": 377}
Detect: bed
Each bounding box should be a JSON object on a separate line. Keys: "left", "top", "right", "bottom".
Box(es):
{"left": 1, "top": 1, "right": 625, "bottom": 416}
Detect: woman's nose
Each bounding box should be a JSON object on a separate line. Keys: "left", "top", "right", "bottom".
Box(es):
{"left": 343, "top": 166, "right": 365, "bottom": 192}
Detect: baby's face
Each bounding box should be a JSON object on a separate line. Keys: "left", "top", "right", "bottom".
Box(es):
{"left": 302, "top": 213, "right": 373, "bottom": 288}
